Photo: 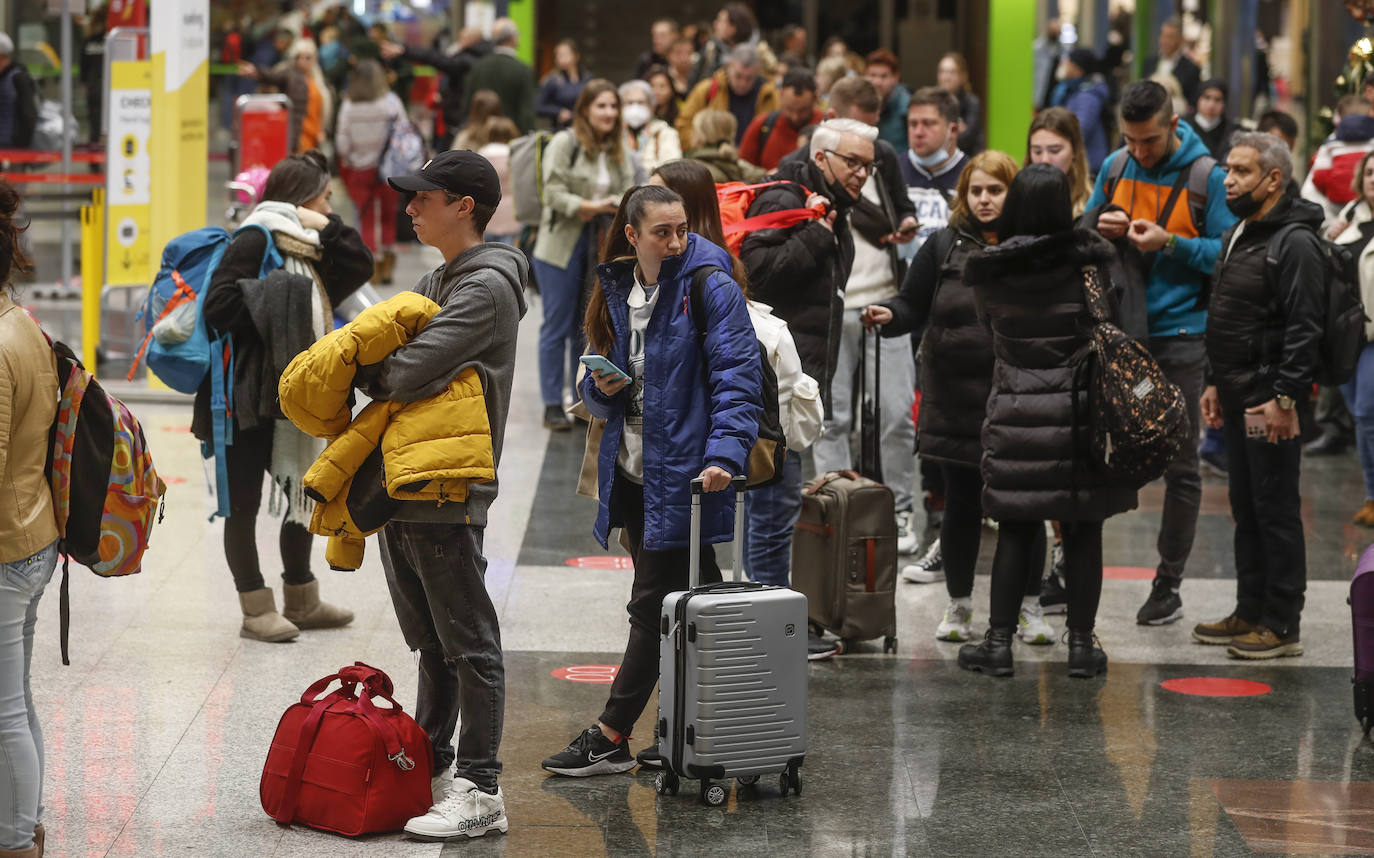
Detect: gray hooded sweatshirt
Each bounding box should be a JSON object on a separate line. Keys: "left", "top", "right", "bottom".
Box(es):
{"left": 359, "top": 242, "right": 529, "bottom": 526}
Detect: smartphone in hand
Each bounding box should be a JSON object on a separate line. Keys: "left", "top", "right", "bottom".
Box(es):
{"left": 579, "top": 354, "right": 631, "bottom": 385}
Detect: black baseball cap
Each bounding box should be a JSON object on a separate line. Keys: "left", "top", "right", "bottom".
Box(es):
{"left": 387, "top": 149, "right": 501, "bottom": 206}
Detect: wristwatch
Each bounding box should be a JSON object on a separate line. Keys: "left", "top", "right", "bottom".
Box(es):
{"left": 1276, "top": 394, "right": 1296, "bottom": 411}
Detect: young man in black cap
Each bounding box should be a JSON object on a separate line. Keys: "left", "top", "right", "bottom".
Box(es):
{"left": 359, "top": 149, "right": 530, "bottom": 840}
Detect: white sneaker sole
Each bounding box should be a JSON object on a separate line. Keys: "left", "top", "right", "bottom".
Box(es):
{"left": 1018, "top": 627, "right": 1055, "bottom": 645}
{"left": 902, "top": 567, "right": 945, "bottom": 584}
{"left": 935, "top": 626, "right": 972, "bottom": 642}
{"left": 404, "top": 816, "right": 509, "bottom": 841}
{"left": 542, "top": 758, "right": 637, "bottom": 777}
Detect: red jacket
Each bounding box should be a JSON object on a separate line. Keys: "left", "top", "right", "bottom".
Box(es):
{"left": 738, "top": 108, "right": 822, "bottom": 171}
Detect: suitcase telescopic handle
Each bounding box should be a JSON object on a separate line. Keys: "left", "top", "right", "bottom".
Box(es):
{"left": 689, "top": 474, "right": 749, "bottom": 588}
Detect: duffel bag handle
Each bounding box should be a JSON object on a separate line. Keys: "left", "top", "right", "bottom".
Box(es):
{"left": 297, "top": 662, "right": 398, "bottom": 706}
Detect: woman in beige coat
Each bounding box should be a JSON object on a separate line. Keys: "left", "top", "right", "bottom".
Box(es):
{"left": 0, "top": 179, "right": 58, "bottom": 857}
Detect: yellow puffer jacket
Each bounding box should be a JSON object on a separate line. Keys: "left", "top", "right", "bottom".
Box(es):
{"left": 279, "top": 292, "right": 495, "bottom": 570}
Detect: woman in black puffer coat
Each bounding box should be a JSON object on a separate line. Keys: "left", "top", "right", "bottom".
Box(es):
{"left": 864, "top": 150, "right": 1049, "bottom": 647}
{"left": 958, "top": 164, "right": 1137, "bottom": 680}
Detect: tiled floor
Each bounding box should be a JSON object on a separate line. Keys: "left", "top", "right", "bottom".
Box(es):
{"left": 18, "top": 162, "right": 1374, "bottom": 856}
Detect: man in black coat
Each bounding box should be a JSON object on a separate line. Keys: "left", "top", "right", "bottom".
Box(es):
{"left": 383, "top": 29, "right": 492, "bottom": 151}
{"left": 741, "top": 118, "right": 875, "bottom": 414}
{"left": 1194, "top": 132, "right": 1325, "bottom": 660}
{"left": 1145, "top": 18, "right": 1201, "bottom": 108}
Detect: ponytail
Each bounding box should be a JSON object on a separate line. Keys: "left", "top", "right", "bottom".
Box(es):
{"left": 0, "top": 180, "right": 32, "bottom": 297}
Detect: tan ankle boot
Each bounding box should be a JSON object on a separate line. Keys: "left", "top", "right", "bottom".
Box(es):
{"left": 239, "top": 588, "right": 300, "bottom": 642}
{"left": 282, "top": 580, "right": 354, "bottom": 630}
{"left": 381, "top": 249, "right": 396, "bottom": 285}
{"left": 33, "top": 823, "right": 42, "bottom": 857}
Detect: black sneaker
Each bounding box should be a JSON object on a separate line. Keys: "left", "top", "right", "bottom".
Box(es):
{"left": 807, "top": 629, "right": 840, "bottom": 661}
{"left": 1040, "top": 543, "right": 1068, "bottom": 615}
{"left": 541, "top": 725, "right": 635, "bottom": 777}
{"left": 635, "top": 745, "right": 664, "bottom": 769}
{"left": 543, "top": 404, "right": 571, "bottom": 431}
{"left": 1136, "top": 578, "right": 1183, "bottom": 626}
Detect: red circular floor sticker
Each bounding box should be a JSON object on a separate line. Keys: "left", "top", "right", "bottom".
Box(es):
{"left": 565, "top": 556, "right": 634, "bottom": 570}
{"left": 1103, "top": 566, "right": 1156, "bottom": 580}
{"left": 1161, "top": 677, "right": 1273, "bottom": 697}
{"left": 552, "top": 665, "right": 619, "bottom": 684}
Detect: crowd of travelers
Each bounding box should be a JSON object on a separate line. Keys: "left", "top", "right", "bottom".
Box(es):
{"left": 0, "top": 2, "right": 1356, "bottom": 850}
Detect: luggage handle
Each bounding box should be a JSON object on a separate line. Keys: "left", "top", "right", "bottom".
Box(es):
{"left": 805, "top": 470, "right": 861, "bottom": 496}
{"left": 689, "top": 474, "right": 748, "bottom": 588}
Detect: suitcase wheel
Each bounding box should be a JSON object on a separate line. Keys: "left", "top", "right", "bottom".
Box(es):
{"left": 654, "top": 771, "right": 679, "bottom": 796}
{"left": 779, "top": 772, "right": 790, "bottom": 796}
{"left": 790, "top": 770, "right": 803, "bottom": 796}
{"left": 701, "top": 781, "right": 727, "bottom": 807}
{"left": 883, "top": 636, "right": 898, "bottom": 654}
{"left": 736, "top": 774, "right": 760, "bottom": 787}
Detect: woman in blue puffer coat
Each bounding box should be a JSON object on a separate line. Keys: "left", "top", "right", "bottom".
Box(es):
{"left": 540, "top": 184, "right": 761, "bottom": 777}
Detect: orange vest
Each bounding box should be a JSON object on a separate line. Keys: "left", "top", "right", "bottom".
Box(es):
{"left": 299, "top": 76, "right": 323, "bottom": 152}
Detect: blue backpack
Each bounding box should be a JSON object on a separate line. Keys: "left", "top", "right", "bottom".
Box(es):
{"left": 127, "top": 224, "right": 281, "bottom": 519}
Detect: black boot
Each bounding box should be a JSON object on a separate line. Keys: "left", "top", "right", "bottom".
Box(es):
{"left": 957, "top": 627, "right": 1014, "bottom": 677}
{"left": 1066, "top": 629, "right": 1108, "bottom": 678}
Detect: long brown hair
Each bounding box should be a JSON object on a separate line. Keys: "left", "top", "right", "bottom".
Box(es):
{"left": 949, "top": 150, "right": 1018, "bottom": 235}
{"left": 585, "top": 185, "right": 684, "bottom": 356}
{"left": 1024, "top": 107, "right": 1092, "bottom": 214}
{"left": 572, "top": 78, "right": 624, "bottom": 162}
{"left": 0, "top": 179, "right": 32, "bottom": 296}
{"left": 649, "top": 159, "right": 749, "bottom": 290}
{"left": 462, "top": 90, "right": 505, "bottom": 149}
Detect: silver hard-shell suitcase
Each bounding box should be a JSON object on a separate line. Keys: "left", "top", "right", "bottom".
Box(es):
{"left": 655, "top": 476, "right": 808, "bottom": 806}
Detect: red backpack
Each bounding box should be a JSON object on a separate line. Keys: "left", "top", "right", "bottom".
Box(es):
{"left": 261, "top": 663, "right": 433, "bottom": 836}
{"left": 716, "top": 180, "right": 827, "bottom": 255}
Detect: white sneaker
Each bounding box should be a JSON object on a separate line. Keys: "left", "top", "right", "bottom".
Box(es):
{"left": 901, "top": 538, "right": 944, "bottom": 583}
{"left": 1018, "top": 601, "right": 1055, "bottom": 645}
{"left": 935, "top": 601, "right": 973, "bottom": 641}
{"left": 404, "top": 778, "right": 508, "bottom": 841}
{"left": 896, "top": 510, "right": 919, "bottom": 555}
{"left": 431, "top": 774, "right": 452, "bottom": 805}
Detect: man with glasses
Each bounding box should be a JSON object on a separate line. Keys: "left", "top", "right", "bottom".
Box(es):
{"left": 740, "top": 117, "right": 877, "bottom": 660}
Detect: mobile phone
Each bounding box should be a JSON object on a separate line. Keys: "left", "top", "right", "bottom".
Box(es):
{"left": 1244, "top": 412, "right": 1268, "bottom": 439}
{"left": 579, "top": 354, "right": 631, "bottom": 384}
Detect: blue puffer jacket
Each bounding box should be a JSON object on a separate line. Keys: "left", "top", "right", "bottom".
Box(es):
{"left": 582, "top": 234, "right": 761, "bottom": 551}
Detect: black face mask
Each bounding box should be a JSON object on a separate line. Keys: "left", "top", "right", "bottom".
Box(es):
{"left": 1225, "top": 181, "right": 1268, "bottom": 219}
{"left": 826, "top": 176, "right": 855, "bottom": 208}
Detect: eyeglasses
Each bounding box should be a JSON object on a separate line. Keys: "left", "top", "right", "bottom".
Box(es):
{"left": 823, "top": 149, "right": 875, "bottom": 175}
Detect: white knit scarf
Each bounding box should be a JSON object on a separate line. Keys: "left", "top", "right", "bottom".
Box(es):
{"left": 239, "top": 201, "right": 330, "bottom": 528}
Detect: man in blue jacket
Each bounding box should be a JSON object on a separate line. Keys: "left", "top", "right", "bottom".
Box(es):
{"left": 1084, "top": 79, "right": 1237, "bottom": 626}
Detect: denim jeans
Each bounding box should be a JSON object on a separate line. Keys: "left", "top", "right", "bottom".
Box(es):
{"left": 1147, "top": 335, "right": 1205, "bottom": 583}
{"left": 1342, "top": 343, "right": 1374, "bottom": 500}
{"left": 379, "top": 522, "right": 505, "bottom": 792}
{"left": 0, "top": 540, "right": 55, "bottom": 850}
{"left": 599, "top": 475, "right": 720, "bottom": 736}
{"left": 533, "top": 230, "right": 591, "bottom": 406}
{"left": 1223, "top": 409, "right": 1306, "bottom": 637}
{"left": 742, "top": 449, "right": 803, "bottom": 587}
{"left": 812, "top": 309, "right": 916, "bottom": 511}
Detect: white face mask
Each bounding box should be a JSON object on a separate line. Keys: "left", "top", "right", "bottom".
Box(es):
{"left": 622, "top": 103, "right": 652, "bottom": 130}
{"left": 913, "top": 127, "right": 953, "bottom": 167}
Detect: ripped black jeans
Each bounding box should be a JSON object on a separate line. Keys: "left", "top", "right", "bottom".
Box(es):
{"left": 379, "top": 521, "right": 505, "bottom": 792}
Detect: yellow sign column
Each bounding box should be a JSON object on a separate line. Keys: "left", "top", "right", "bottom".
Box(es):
{"left": 105, "top": 60, "right": 151, "bottom": 284}
{"left": 149, "top": 2, "right": 208, "bottom": 263}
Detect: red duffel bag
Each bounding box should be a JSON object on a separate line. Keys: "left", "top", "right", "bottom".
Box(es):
{"left": 260, "top": 662, "right": 433, "bottom": 836}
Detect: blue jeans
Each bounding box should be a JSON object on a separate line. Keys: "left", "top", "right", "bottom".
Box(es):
{"left": 0, "top": 541, "right": 55, "bottom": 850}
{"left": 743, "top": 450, "right": 804, "bottom": 587}
{"left": 533, "top": 231, "right": 591, "bottom": 406}
{"left": 1342, "top": 342, "right": 1374, "bottom": 500}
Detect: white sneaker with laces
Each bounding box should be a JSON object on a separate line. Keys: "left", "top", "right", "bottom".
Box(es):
{"left": 404, "top": 777, "right": 508, "bottom": 841}
{"left": 1018, "top": 601, "right": 1055, "bottom": 645}
{"left": 431, "top": 774, "right": 452, "bottom": 805}
{"left": 896, "top": 510, "right": 919, "bottom": 555}
{"left": 901, "top": 538, "right": 944, "bottom": 583}
{"left": 935, "top": 601, "right": 973, "bottom": 641}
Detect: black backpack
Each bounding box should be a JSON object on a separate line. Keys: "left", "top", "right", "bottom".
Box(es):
{"left": 1265, "top": 224, "right": 1368, "bottom": 387}
{"left": 1075, "top": 264, "right": 1190, "bottom": 487}
{"left": 688, "top": 266, "right": 787, "bottom": 488}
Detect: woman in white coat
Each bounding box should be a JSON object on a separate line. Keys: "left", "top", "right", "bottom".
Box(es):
{"left": 1328, "top": 149, "right": 1374, "bottom": 526}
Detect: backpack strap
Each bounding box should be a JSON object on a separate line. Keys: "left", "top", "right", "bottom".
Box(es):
{"left": 1153, "top": 161, "right": 1193, "bottom": 230}
{"left": 758, "top": 110, "right": 781, "bottom": 151}
{"left": 1080, "top": 264, "right": 1111, "bottom": 323}
{"left": 688, "top": 266, "right": 728, "bottom": 341}
{"left": 1184, "top": 155, "right": 1217, "bottom": 235}
{"left": 707, "top": 77, "right": 720, "bottom": 103}
{"left": 1102, "top": 151, "right": 1130, "bottom": 204}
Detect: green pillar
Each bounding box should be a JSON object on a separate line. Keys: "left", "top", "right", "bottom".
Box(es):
{"left": 509, "top": 0, "right": 535, "bottom": 66}
{"left": 1133, "top": 0, "right": 1156, "bottom": 79}
{"left": 986, "top": 0, "right": 1036, "bottom": 157}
